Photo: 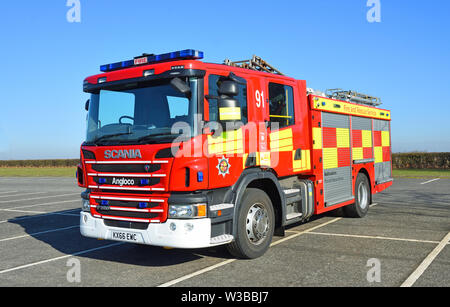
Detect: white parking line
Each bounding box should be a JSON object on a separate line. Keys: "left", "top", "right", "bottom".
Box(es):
{"left": 0, "top": 225, "right": 79, "bottom": 242}
{"left": 0, "top": 193, "right": 80, "bottom": 204}
{"left": 157, "top": 217, "right": 342, "bottom": 287}
{"left": 0, "top": 192, "right": 48, "bottom": 199}
{"left": 0, "top": 199, "right": 79, "bottom": 210}
{"left": 1, "top": 208, "right": 80, "bottom": 216}
{"left": 0, "top": 242, "right": 125, "bottom": 275}
{"left": 420, "top": 178, "right": 440, "bottom": 185}
{"left": 0, "top": 191, "right": 18, "bottom": 195}
{"left": 304, "top": 231, "right": 440, "bottom": 244}
{"left": 401, "top": 232, "right": 450, "bottom": 287}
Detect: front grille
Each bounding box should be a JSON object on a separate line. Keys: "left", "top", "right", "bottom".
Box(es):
{"left": 94, "top": 199, "right": 160, "bottom": 209}
{"left": 104, "top": 220, "right": 149, "bottom": 230}
{"left": 92, "top": 164, "right": 161, "bottom": 173}
{"left": 86, "top": 158, "right": 171, "bottom": 224}
{"left": 93, "top": 177, "right": 160, "bottom": 186}
{"left": 96, "top": 208, "right": 159, "bottom": 219}
{"left": 97, "top": 189, "right": 156, "bottom": 195}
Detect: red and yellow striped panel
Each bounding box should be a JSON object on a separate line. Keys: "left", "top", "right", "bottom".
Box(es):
{"left": 270, "top": 128, "right": 293, "bottom": 152}
{"left": 322, "top": 127, "right": 350, "bottom": 170}
{"left": 352, "top": 129, "right": 373, "bottom": 160}
{"left": 208, "top": 128, "right": 244, "bottom": 156}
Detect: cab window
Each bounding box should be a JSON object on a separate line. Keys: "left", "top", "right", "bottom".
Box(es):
{"left": 208, "top": 74, "right": 248, "bottom": 124}
{"left": 269, "top": 83, "right": 295, "bottom": 129}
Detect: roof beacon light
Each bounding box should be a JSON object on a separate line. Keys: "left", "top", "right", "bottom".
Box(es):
{"left": 100, "top": 49, "right": 204, "bottom": 73}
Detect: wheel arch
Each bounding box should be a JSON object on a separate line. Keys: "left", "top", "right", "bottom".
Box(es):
{"left": 226, "top": 168, "right": 286, "bottom": 237}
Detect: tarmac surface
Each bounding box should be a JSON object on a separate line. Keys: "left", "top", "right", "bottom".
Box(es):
{"left": 0, "top": 177, "right": 448, "bottom": 287}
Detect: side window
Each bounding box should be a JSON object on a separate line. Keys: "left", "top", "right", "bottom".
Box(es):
{"left": 269, "top": 83, "right": 295, "bottom": 129}
{"left": 208, "top": 74, "right": 248, "bottom": 124}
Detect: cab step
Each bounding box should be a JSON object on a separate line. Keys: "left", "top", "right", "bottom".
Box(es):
{"left": 286, "top": 212, "right": 303, "bottom": 220}
{"left": 210, "top": 234, "right": 234, "bottom": 245}
{"left": 283, "top": 189, "right": 301, "bottom": 205}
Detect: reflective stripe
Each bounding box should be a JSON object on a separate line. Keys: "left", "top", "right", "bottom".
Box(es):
{"left": 219, "top": 107, "right": 241, "bottom": 121}
{"left": 382, "top": 131, "right": 390, "bottom": 147}
{"left": 270, "top": 128, "right": 293, "bottom": 152}
{"left": 312, "top": 97, "right": 391, "bottom": 120}
{"left": 313, "top": 127, "right": 322, "bottom": 149}
{"left": 208, "top": 128, "right": 243, "bottom": 155}
{"left": 293, "top": 149, "right": 311, "bottom": 172}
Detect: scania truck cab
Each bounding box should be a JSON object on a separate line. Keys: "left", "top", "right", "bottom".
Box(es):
{"left": 78, "top": 50, "right": 393, "bottom": 259}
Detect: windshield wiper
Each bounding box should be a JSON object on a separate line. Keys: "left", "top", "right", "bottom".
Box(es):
{"left": 136, "top": 132, "right": 181, "bottom": 143}
{"left": 93, "top": 132, "right": 133, "bottom": 144}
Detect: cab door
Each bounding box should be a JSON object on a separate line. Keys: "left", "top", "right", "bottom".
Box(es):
{"left": 264, "top": 78, "right": 303, "bottom": 177}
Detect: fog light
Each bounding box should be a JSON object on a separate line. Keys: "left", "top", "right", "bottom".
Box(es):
{"left": 169, "top": 223, "right": 177, "bottom": 231}
{"left": 81, "top": 199, "right": 90, "bottom": 212}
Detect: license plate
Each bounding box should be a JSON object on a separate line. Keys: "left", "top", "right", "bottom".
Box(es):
{"left": 110, "top": 231, "right": 143, "bottom": 243}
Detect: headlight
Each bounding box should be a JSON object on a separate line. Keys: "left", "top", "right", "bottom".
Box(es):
{"left": 81, "top": 199, "right": 91, "bottom": 212}
{"left": 168, "top": 204, "right": 207, "bottom": 219}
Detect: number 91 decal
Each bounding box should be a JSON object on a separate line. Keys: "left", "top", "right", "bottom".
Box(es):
{"left": 255, "top": 90, "right": 265, "bottom": 108}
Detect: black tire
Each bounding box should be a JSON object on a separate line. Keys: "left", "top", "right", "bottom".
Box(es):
{"left": 343, "top": 173, "right": 371, "bottom": 218}
{"left": 227, "top": 188, "right": 275, "bottom": 259}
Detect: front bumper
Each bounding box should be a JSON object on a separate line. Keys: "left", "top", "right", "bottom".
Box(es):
{"left": 80, "top": 211, "right": 231, "bottom": 249}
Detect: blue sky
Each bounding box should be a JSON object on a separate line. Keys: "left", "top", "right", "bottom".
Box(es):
{"left": 0, "top": 0, "right": 449, "bottom": 159}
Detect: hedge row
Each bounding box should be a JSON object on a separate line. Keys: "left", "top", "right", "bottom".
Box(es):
{"left": 1, "top": 153, "right": 449, "bottom": 169}
{"left": 0, "top": 159, "right": 79, "bottom": 168}
{"left": 392, "top": 153, "right": 450, "bottom": 169}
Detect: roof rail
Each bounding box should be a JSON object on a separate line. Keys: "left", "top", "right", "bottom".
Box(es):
{"left": 326, "top": 89, "right": 382, "bottom": 107}
{"left": 224, "top": 55, "right": 284, "bottom": 76}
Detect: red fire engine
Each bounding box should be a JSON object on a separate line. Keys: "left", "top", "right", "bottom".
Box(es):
{"left": 78, "top": 50, "right": 393, "bottom": 259}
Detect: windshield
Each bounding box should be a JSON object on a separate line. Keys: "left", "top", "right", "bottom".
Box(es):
{"left": 85, "top": 78, "right": 199, "bottom": 145}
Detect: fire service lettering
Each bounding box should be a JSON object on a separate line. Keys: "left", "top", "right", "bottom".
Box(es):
{"left": 104, "top": 149, "right": 142, "bottom": 159}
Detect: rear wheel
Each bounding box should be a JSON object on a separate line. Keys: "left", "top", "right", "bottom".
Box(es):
{"left": 227, "top": 188, "right": 275, "bottom": 259}
{"left": 343, "top": 173, "right": 371, "bottom": 218}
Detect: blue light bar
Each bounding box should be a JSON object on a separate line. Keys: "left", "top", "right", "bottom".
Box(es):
{"left": 100, "top": 49, "right": 204, "bottom": 72}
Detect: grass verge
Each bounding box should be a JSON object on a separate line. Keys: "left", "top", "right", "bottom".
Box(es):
{"left": 0, "top": 167, "right": 76, "bottom": 177}
{"left": 393, "top": 169, "right": 450, "bottom": 178}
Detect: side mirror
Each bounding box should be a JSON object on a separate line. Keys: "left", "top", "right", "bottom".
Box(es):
{"left": 85, "top": 99, "right": 90, "bottom": 111}
{"left": 217, "top": 80, "right": 242, "bottom": 131}
{"left": 170, "top": 78, "right": 191, "bottom": 97}
{"left": 218, "top": 80, "right": 239, "bottom": 97}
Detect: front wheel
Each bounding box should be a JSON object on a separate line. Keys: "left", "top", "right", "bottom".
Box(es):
{"left": 343, "top": 173, "right": 371, "bottom": 218}
{"left": 227, "top": 188, "right": 275, "bottom": 259}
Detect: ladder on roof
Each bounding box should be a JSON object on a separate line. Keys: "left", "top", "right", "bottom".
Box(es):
{"left": 224, "top": 55, "right": 285, "bottom": 76}
{"left": 326, "top": 89, "right": 382, "bottom": 107}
